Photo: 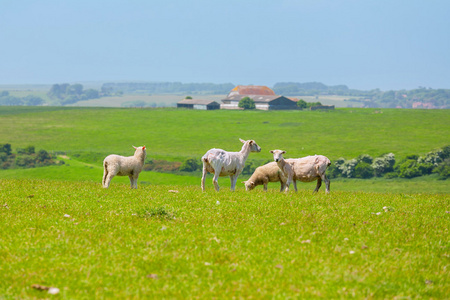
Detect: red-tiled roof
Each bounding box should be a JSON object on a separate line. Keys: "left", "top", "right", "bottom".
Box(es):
{"left": 228, "top": 85, "right": 275, "bottom": 97}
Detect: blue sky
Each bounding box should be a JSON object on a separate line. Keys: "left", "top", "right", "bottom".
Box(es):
{"left": 1, "top": 0, "right": 449, "bottom": 90}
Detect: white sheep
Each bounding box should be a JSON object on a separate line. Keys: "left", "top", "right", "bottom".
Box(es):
{"left": 270, "top": 149, "right": 331, "bottom": 193}
{"left": 243, "top": 162, "right": 287, "bottom": 192}
{"left": 201, "top": 138, "right": 261, "bottom": 191}
{"left": 102, "top": 146, "right": 147, "bottom": 189}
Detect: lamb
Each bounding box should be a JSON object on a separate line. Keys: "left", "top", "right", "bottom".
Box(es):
{"left": 270, "top": 149, "right": 331, "bottom": 193}
{"left": 243, "top": 162, "right": 287, "bottom": 192}
{"left": 201, "top": 138, "right": 261, "bottom": 191}
{"left": 102, "top": 146, "right": 147, "bottom": 189}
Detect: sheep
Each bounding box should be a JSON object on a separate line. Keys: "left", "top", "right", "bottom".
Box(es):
{"left": 102, "top": 146, "right": 147, "bottom": 189}
{"left": 270, "top": 149, "right": 331, "bottom": 193}
{"left": 201, "top": 138, "right": 261, "bottom": 191}
{"left": 243, "top": 162, "right": 287, "bottom": 192}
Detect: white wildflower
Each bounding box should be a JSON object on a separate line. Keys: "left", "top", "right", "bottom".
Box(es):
{"left": 48, "top": 287, "right": 60, "bottom": 295}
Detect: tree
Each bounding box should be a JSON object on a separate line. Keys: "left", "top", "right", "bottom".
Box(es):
{"left": 238, "top": 97, "right": 255, "bottom": 109}
{"left": 296, "top": 99, "right": 307, "bottom": 109}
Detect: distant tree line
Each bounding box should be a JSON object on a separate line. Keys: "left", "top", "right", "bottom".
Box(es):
{"left": 0, "top": 143, "right": 62, "bottom": 169}
{"left": 273, "top": 82, "right": 450, "bottom": 109}
{"left": 354, "top": 88, "right": 450, "bottom": 108}
{"left": 101, "top": 82, "right": 235, "bottom": 95}
{"left": 0, "top": 91, "right": 44, "bottom": 106}
{"left": 273, "top": 82, "right": 351, "bottom": 96}
{"left": 47, "top": 83, "right": 100, "bottom": 105}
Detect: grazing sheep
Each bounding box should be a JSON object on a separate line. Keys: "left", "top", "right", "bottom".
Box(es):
{"left": 243, "top": 162, "right": 287, "bottom": 192}
{"left": 102, "top": 146, "right": 147, "bottom": 189}
{"left": 201, "top": 138, "right": 261, "bottom": 191}
{"left": 270, "top": 149, "right": 331, "bottom": 193}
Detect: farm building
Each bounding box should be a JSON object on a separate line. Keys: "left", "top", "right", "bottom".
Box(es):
{"left": 221, "top": 85, "right": 298, "bottom": 110}
{"left": 177, "top": 99, "right": 221, "bottom": 110}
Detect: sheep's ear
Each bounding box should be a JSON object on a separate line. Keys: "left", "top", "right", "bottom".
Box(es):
{"left": 239, "top": 138, "right": 245, "bottom": 143}
{"left": 133, "top": 145, "right": 137, "bottom": 149}
{"left": 282, "top": 151, "right": 286, "bottom": 154}
{"left": 241, "top": 181, "right": 246, "bottom": 184}
{"left": 270, "top": 150, "right": 274, "bottom": 153}
{"left": 142, "top": 146, "right": 146, "bottom": 150}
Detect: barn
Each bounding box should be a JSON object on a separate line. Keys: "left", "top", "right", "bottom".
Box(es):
{"left": 177, "top": 99, "right": 221, "bottom": 110}
{"left": 221, "top": 85, "right": 298, "bottom": 110}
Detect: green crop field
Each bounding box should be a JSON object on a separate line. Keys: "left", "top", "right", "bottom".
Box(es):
{"left": 0, "top": 106, "right": 449, "bottom": 298}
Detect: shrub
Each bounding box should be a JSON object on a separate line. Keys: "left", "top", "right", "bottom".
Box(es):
{"left": 238, "top": 97, "right": 255, "bottom": 110}
{"left": 326, "top": 164, "right": 341, "bottom": 179}
{"left": 179, "top": 158, "right": 199, "bottom": 172}
{"left": 15, "top": 156, "right": 35, "bottom": 168}
{"left": 36, "top": 150, "right": 52, "bottom": 162}
{"left": 433, "top": 158, "right": 450, "bottom": 179}
{"left": 372, "top": 153, "right": 395, "bottom": 177}
{"left": 354, "top": 162, "right": 374, "bottom": 179}
{"left": 335, "top": 158, "right": 357, "bottom": 178}
{"left": 356, "top": 154, "right": 373, "bottom": 164}
{"left": 397, "top": 159, "right": 421, "bottom": 178}
{"left": 0, "top": 143, "right": 12, "bottom": 155}
{"left": 242, "top": 161, "right": 256, "bottom": 175}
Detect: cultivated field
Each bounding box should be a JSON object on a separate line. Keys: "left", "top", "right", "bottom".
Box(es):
{"left": 0, "top": 107, "right": 449, "bottom": 298}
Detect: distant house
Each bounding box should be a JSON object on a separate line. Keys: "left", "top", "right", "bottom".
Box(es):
{"left": 177, "top": 99, "right": 221, "bottom": 110}
{"left": 221, "top": 85, "right": 298, "bottom": 110}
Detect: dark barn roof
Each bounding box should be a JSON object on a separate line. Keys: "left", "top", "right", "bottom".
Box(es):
{"left": 177, "top": 99, "right": 220, "bottom": 110}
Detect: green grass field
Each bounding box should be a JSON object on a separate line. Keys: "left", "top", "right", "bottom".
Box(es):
{"left": 0, "top": 106, "right": 449, "bottom": 298}
{"left": 1, "top": 180, "right": 448, "bottom": 298}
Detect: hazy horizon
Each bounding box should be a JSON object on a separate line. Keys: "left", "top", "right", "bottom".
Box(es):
{"left": 1, "top": 0, "right": 449, "bottom": 91}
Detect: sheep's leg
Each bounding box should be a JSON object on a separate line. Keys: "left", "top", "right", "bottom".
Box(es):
{"left": 279, "top": 182, "right": 285, "bottom": 192}
{"left": 230, "top": 174, "right": 239, "bottom": 191}
{"left": 102, "top": 167, "right": 108, "bottom": 187}
{"left": 129, "top": 176, "right": 134, "bottom": 188}
{"left": 212, "top": 170, "right": 221, "bottom": 192}
{"left": 293, "top": 180, "right": 298, "bottom": 192}
{"left": 285, "top": 176, "right": 292, "bottom": 192}
{"left": 314, "top": 178, "right": 322, "bottom": 193}
{"left": 201, "top": 165, "right": 207, "bottom": 191}
{"left": 129, "top": 175, "right": 139, "bottom": 189}
{"left": 263, "top": 182, "right": 268, "bottom": 191}
{"left": 103, "top": 173, "right": 114, "bottom": 188}
{"left": 322, "top": 174, "right": 330, "bottom": 194}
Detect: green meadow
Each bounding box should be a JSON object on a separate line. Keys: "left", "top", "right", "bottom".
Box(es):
{"left": 0, "top": 106, "right": 449, "bottom": 298}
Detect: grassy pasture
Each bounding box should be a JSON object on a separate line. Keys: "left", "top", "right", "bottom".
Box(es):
{"left": 1, "top": 106, "right": 448, "bottom": 161}
{"left": 0, "top": 106, "right": 449, "bottom": 297}
{"left": 1, "top": 180, "right": 449, "bottom": 298}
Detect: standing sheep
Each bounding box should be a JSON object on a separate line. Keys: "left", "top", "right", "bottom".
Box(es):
{"left": 201, "top": 138, "right": 261, "bottom": 191}
{"left": 243, "top": 162, "right": 287, "bottom": 192}
{"left": 102, "top": 146, "right": 147, "bottom": 189}
{"left": 270, "top": 149, "right": 331, "bottom": 193}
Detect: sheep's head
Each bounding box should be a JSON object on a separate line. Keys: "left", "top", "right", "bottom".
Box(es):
{"left": 240, "top": 138, "right": 261, "bottom": 153}
{"left": 243, "top": 180, "right": 255, "bottom": 191}
{"left": 270, "top": 150, "right": 286, "bottom": 162}
{"left": 133, "top": 146, "right": 147, "bottom": 159}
